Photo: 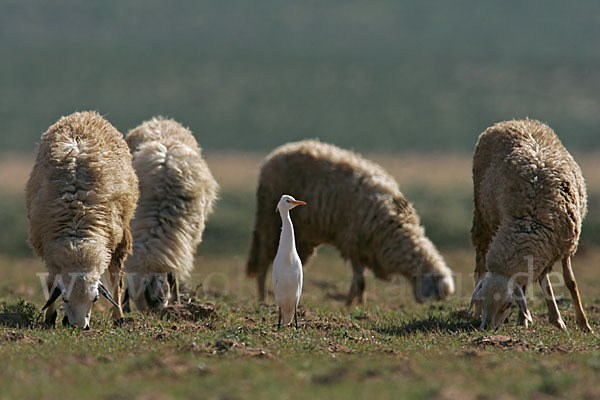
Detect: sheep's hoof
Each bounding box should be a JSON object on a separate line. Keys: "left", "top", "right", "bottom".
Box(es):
{"left": 113, "top": 317, "right": 126, "bottom": 327}
{"left": 358, "top": 293, "right": 366, "bottom": 306}
{"left": 111, "top": 308, "right": 124, "bottom": 321}
{"left": 552, "top": 319, "right": 567, "bottom": 331}
{"left": 579, "top": 321, "right": 593, "bottom": 333}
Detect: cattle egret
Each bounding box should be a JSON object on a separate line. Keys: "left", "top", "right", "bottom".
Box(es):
{"left": 272, "top": 194, "right": 306, "bottom": 329}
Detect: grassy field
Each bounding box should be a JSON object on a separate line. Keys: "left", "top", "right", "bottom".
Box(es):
{"left": 1, "top": 152, "right": 600, "bottom": 399}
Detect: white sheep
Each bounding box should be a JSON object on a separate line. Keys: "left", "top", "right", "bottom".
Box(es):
{"left": 123, "top": 117, "right": 218, "bottom": 311}
{"left": 469, "top": 119, "right": 592, "bottom": 331}
{"left": 247, "top": 139, "right": 455, "bottom": 305}
{"left": 26, "top": 111, "right": 139, "bottom": 328}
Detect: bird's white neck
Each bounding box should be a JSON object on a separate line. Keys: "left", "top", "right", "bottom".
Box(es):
{"left": 278, "top": 209, "right": 296, "bottom": 259}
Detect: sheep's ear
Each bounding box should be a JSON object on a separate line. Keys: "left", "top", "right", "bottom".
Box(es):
{"left": 513, "top": 285, "right": 532, "bottom": 325}
{"left": 468, "top": 279, "right": 485, "bottom": 314}
{"left": 42, "top": 286, "right": 62, "bottom": 310}
{"left": 98, "top": 282, "right": 119, "bottom": 308}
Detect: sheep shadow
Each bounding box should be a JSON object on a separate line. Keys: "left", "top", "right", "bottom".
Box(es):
{"left": 374, "top": 310, "right": 479, "bottom": 336}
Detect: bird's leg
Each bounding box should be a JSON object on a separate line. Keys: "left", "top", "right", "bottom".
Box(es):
{"left": 277, "top": 307, "right": 281, "bottom": 330}
{"left": 294, "top": 307, "right": 298, "bottom": 330}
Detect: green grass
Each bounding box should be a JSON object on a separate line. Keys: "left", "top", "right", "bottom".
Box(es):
{"left": 1, "top": 251, "right": 600, "bottom": 399}
{"left": 1, "top": 297, "right": 599, "bottom": 399}
{"left": 3, "top": 153, "right": 600, "bottom": 398}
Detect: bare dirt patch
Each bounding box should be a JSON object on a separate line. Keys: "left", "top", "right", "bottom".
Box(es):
{"left": 472, "top": 335, "right": 529, "bottom": 351}
{"left": 0, "top": 330, "right": 42, "bottom": 344}
{"left": 160, "top": 302, "right": 216, "bottom": 322}
{"left": 207, "top": 338, "right": 274, "bottom": 359}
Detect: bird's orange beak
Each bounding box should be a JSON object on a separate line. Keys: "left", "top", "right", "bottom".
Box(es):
{"left": 292, "top": 200, "right": 306, "bottom": 206}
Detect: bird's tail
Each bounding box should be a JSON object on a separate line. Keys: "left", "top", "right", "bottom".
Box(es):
{"left": 280, "top": 306, "right": 295, "bottom": 325}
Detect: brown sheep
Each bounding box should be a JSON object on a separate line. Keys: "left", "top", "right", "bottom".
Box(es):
{"left": 123, "top": 117, "right": 218, "bottom": 311}
{"left": 469, "top": 119, "right": 591, "bottom": 331}
{"left": 247, "top": 139, "right": 455, "bottom": 305}
{"left": 26, "top": 111, "right": 139, "bottom": 328}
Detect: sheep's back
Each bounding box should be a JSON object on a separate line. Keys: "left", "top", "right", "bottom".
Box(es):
{"left": 125, "top": 119, "right": 218, "bottom": 277}
{"left": 258, "top": 140, "right": 416, "bottom": 256}
{"left": 26, "top": 111, "right": 138, "bottom": 260}
{"left": 126, "top": 117, "right": 199, "bottom": 154}
{"left": 473, "top": 120, "right": 586, "bottom": 259}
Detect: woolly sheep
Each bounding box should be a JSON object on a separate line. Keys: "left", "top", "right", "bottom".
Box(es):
{"left": 26, "top": 111, "right": 139, "bottom": 328}
{"left": 246, "top": 139, "right": 455, "bottom": 305}
{"left": 123, "top": 117, "right": 218, "bottom": 311}
{"left": 469, "top": 119, "right": 592, "bottom": 331}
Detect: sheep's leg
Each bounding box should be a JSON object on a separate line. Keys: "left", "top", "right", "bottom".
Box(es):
{"left": 473, "top": 243, "right": 488, "bottom": 284}
{"left": 44, "top": 278, "right": 58, "bottom": 327}
{"left": 539, "top": 274, "right": 566, "bottom": 331}
{"left": 122, "top": 287, "right": 131, "bottom": 313}
{"left": 472, "top": 246, "right": 488, "bottom": 318}
{"left": 257, "top": 269, "right": 268, "bottom": 304}
{"left": 166, "top": 272, "right": 180, "bottom": 305}
{"left": 562, "top": 257, "right": 592, "bottom": 332}
{"left": 516, "top": 284, "right": 529, "bottom": 326}
{"left": 346, "top": 261, "right": 365, "bottom": 306}
{"left": 107, "top": 255, "right": 124, "bottom": 321}
{"left": 471, "top": 208, "right": 490, "bottom": 318}
{"left": 173, "top": 275, "right": 181, "bottom": 304}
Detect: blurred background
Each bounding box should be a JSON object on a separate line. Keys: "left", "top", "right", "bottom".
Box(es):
{"left": 1, "top": 0, "right": 599, "bottom": 259}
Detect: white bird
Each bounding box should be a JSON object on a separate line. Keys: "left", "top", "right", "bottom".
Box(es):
{"left": 272, "top": 194, "right": 306, "bottom": 329}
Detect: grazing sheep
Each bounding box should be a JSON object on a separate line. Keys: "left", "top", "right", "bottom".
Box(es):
{"left": 26, "top": 111, "right": 139, "bottom": 328}
{"left": 469, "top": 119, "right": 591, "bottom": 331}
{"left": 123, "top": 117, "right": 218, "bottom": 311}
{"left": 246, "top": 140, "right": 455, "bottom": 305}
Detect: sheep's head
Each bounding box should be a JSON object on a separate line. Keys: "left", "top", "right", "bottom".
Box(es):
{"left": 405, "top": 232, "right": 455, "bottom": 303}
{"left": 42, "top": 241, "right": 118, "bottom": 328}
{"left": 42, "top": 273, "right": 118, "bottom": 329}
{"left": 124, "top": 272, "right": 170, "bottom": 311}
{"left": 411, "top": 270, "right": 455, "bottom": 303}
{"left": 468, "top": 272, "right": 532, "bottom": 329}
